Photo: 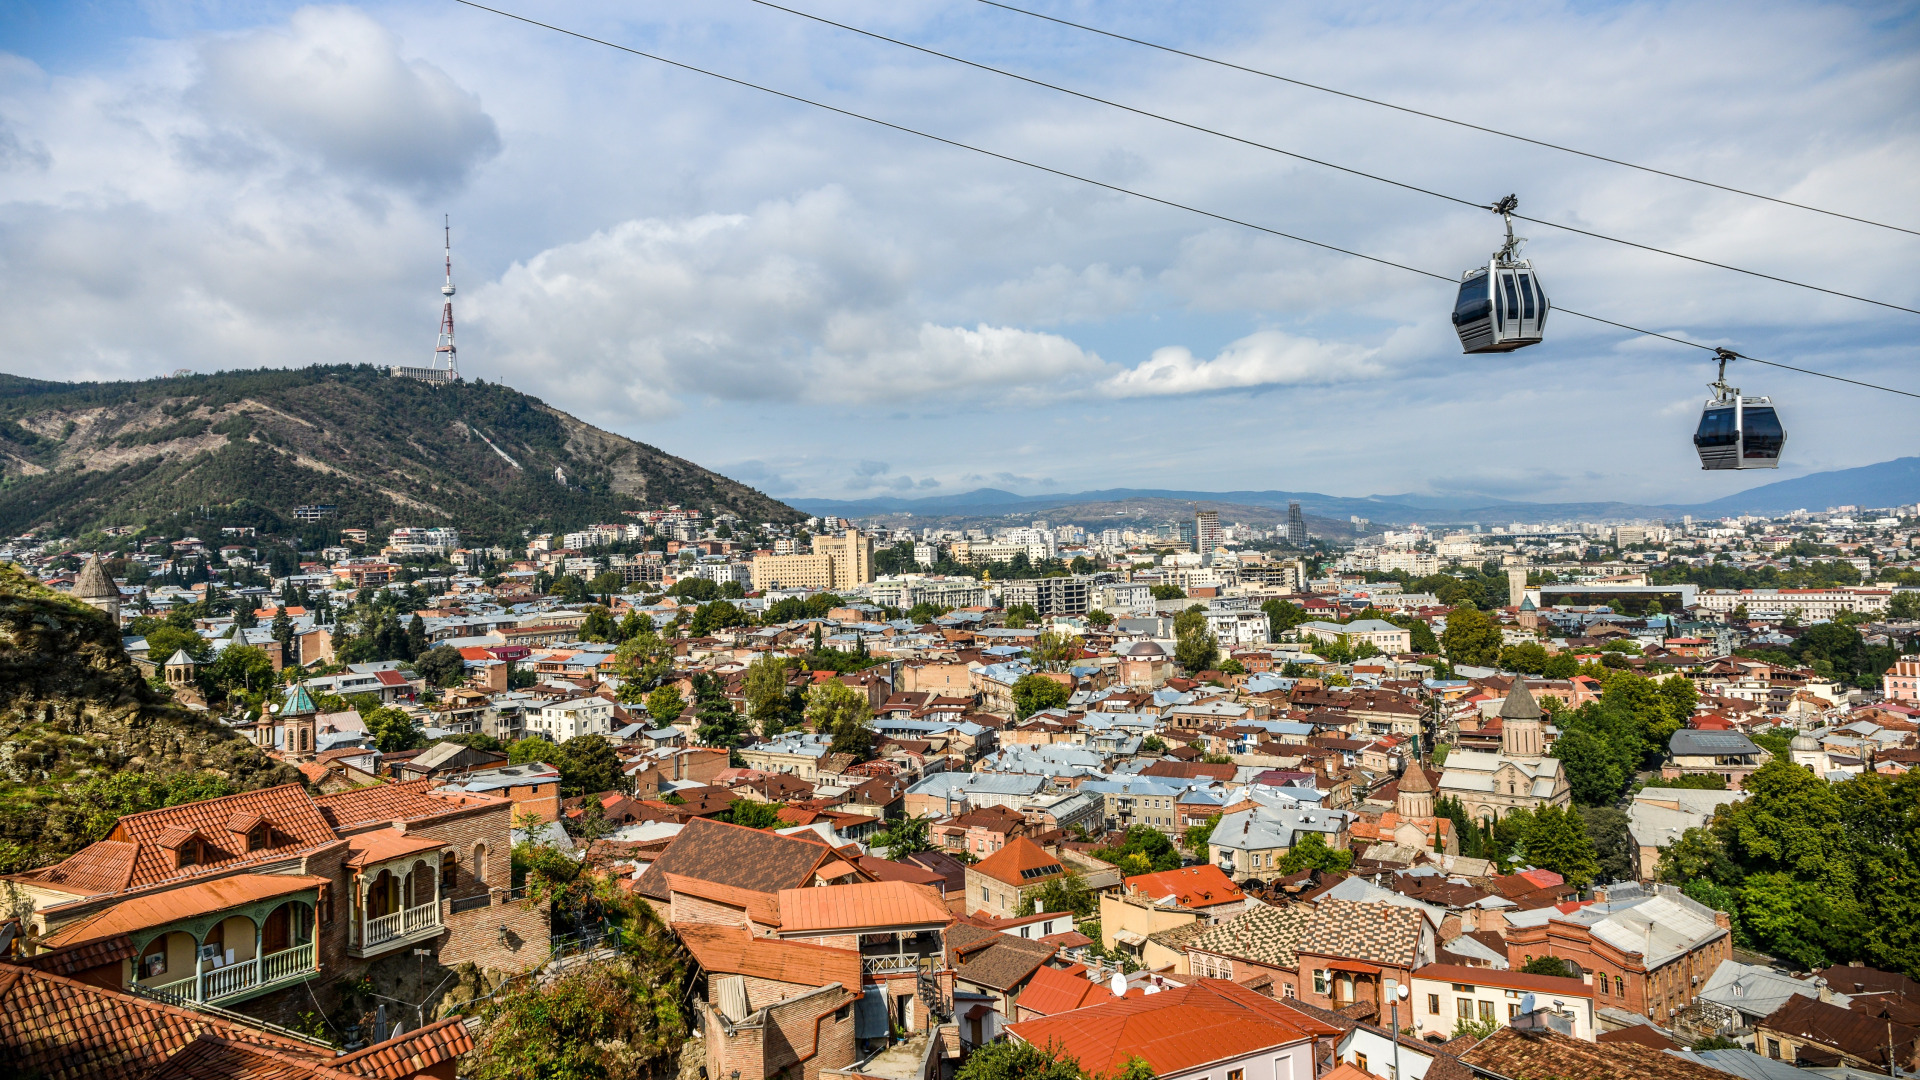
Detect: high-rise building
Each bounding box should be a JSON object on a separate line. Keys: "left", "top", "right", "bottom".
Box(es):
{"left": 1195, "top": 510, "right": 1221, "bottom": 554}
{"left": 1285, "top": 502, "right": 1308, "bottom": 546}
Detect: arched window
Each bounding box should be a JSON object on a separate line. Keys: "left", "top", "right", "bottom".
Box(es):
{"left": 473, "top": 842, "right": 488, "bottom": 886}
{"left": 441, "top": 851, "right": 458, "bottom": 889}
{"left": 1616, "top": 975, "right": 1625, "bottom": 997}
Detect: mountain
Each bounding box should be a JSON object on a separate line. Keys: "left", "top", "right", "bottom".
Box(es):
{"left": 1682, "top": 457, "right": 1920, "bottom": 516}
{"left": 0, "top": 366, "right": 800, "bottom": 539}
{"left": 793, "top": 458, "right": 1920, "bottom": 527}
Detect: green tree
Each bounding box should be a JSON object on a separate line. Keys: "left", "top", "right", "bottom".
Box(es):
{"left": 1017, "top": 870, "right": 1095, "bottom": 918}
{"left": 1150, "top": 584, "right": 1186, "bottom": 601}
{"left": 1094, "top": 825, "right": 1182, "bottom": 873}
{"left": 1441, "top": 604, "right": 1501, "bottom": 667}
{"left": 1523, "top": 804, "right": 1602, "bottom": 888}
{"left": 1085, "top": 609, "right": 1114, "bottom": 629}
{"left": 805, "top": 679, "right": 875, "bottom": 758}
{"left": 646, "top": 685, "right": 687, "bottom": 726}
{"left": 1261, "top": 598, "right": 1307, "bottom": 638}
{"left": 1279, "top": 831, "right": 1354, "bottom": 874}
{"left": 1012, "top": 673, "right": 1071, "bottom": 719}
{"left": 414, "top": 644, "right": 465, "bottom": 688}
{"left": 742, "top": 654, "right": 797, "bottom": 735}
{"left": 552, "top": 734, "right": 627, "bottom": 797}
{"left": 954, "top": 1038, "right": 1086, "bottom": 1080}
{"left": 691, "top": 675, "right": 750, "bottom": 751}
{"left": 270, "top": 608, "right": 295, "bottom": 663}
{"left": 872, "top": 815, "right": 935, "bottom": 861}
{"left": 205, "top": 644, "right": 274, "bottom": 698}
{"left": 1140, "top": 734, "right": 1168, "bottom": 753}
{"left": 720, "top": 799, "right": 785, "bottom": 830}
{"left": 612, "top": 629, "right": 674, "bottom": 704}
{"left": 907, "top": 601, "right": 952, "bottom": 624}
{"left": 404, "top": 614, "right": 428, "bottom": 660}
{"left": 1890, "top": 592, "right": 1920, "bottom": 620}
{"left": 365, "top": 705, "right": 425, "bottom": 753}
{"left": 579, "top": 605, "right": 617, "bottom": 642}
{"left": 1174, "top": 607, "right": 1219, "bottom": 672}
{"left": 143, "top": 623, "right": 210, "bottom": 664}
{"left": 689, "top": 600, "right": 749, "bottom": 636}
{"left": 1004, "top": 603, "right": 1040, "bottom": 629}
{"left": 1030, "top": 630, "right": 1082, "bottom": 673}
{"left": 1519, "top": 955, "right": 1576, "bottom": 978}
{"left": 1580, "top": 805, "right": 1636, "bottom": 884}
{"left": 1498, "top": 641, "right": 1549, "bottom": 675}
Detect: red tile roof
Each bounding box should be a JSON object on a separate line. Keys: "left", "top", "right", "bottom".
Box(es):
{"left": 1123, "top": 866, "right": 1246, "bottom": 910}
{"left": 328, "top": 1016, "right": 475, "bottom": 1078}
{"left": 23, "top": 785, "right": 337, "bottom": 896}
{"left": 1015, "top": 963, "right": 1117, "bottom": 1017}
{"left": 777, "top": 881, "right": 954, "bottom": 935}
{"left": 343, "top": 830, "right": 448, "bottom": 870}
{"left": 314, "top": 778, "right": 501, "bottom": 831}
{"left": 972, "top": 837, "right": 1064, "bottom": 888}
{"left": 0, "top": 966, "right": 327, "bottom": 1080}
{"left": 144, "top": 1034, "right": 362, "bottom": 1079}
{"left": 41, "top": 874, "right": 330, "bottom": 949}
{"left": 676, "top": 922, "right": 860, "bottom": 988}
{"left": 1006, "top": 978, "right": 1340, "bottom": 1077}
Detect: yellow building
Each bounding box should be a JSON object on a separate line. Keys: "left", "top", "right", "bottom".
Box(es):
{"left": 752, "top": 530, "right": 874, "bottom": 592}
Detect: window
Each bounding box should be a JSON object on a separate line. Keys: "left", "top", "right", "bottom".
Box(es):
{"left": 1351, "top": 1055, "right": 1367, "bottom": 1073}
{"left": 1428, "top": 994, "right": 1440, "bottom": 1015}
{"left": 1313, "top": 969, "right": 1327, "bottom": 995}
{"left": 981, "top": 886, "right": 990, "bottom": 902}
{"left": 1479, "top": 1001, "right": 1494, "bottom": 1021}
{"left": 1457, "top": 999, "right": 1472, "bottom": 1021}
{"left": 1227, "top": 1071, "right": 1242, "bottom": 1080}
{"left": 1508, "top": 1004, "right": 1520, "bottom": 1020}
{"left": 1616, "top": 976, "right": 1626, "bottom": 997}
{"left": 249, "top": 824, "right": 269, "bottom": 851}
{"left": 1767, "top": 1039, "right": 1780, "bottom": 1059}
{"left": 442, "top": 851, "right": 458, "bottom": 889}
{"left": 1283, "top": 983, "right": 1296, "bottom": 999}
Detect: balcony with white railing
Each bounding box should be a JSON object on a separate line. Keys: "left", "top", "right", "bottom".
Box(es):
{"left": 140, "top": 944, "right": 320, "bottom": 1006}
{"left": 350, "top": 901, "right": 443, "bottom": 958}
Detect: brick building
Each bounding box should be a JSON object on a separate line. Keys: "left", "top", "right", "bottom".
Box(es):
{"left": 1503, "top": 885, "right": 1731, "bottom": 1026}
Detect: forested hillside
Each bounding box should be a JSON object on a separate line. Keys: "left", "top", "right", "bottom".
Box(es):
{"left": 0, "top": 366, "right": 799, "bottom": 542}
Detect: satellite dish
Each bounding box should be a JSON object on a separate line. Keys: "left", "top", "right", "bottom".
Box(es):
{"left": 1520, "top": 992, "right": 1536, "bottom": 1016}
{"left": 1110, "top": 972, "right": 1128, "bottom": 998}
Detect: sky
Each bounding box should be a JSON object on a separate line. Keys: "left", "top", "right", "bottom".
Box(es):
{"left": 1, "top": 0, "right": 1916, "bottom": 508}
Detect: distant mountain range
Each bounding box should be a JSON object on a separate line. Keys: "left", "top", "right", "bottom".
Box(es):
{"left": 791, "top": 457, "right": 1920, "bottom": 526}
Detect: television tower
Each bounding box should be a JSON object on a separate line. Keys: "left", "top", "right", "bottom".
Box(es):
{"left": 434, "top": 216, "right": 459, "bottom": 378}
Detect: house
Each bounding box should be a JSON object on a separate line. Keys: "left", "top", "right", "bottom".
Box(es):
{"left": 1013, "top": 961, "right": 1119, "bottom": 1021}
{"left": 1004, "top": 978, "right": 1340, "bottom": 1080}
{"left": 398, "top": 740, "right": 506, "bottom": 781}
{"left": 947, "top": 921, "right": 1059, "bottom": 1019}
{"left": 964, "top": 837, "right": 1067, "bottom": 919}
{"left": 527, "top": 694, "right": 616, "bottom": 741}
{"left": 8, "top": 779, "right": 546, "bottom": 1029}
{"left": 773, "top": 880, "right": 957, "bottom": 1037}
{"left": 1753, "top": 994, "right": 1920, "bottom": 1071}
{"left": 1185, "top": 902, "right": 1314, "bottom": 995}
{"left": 1503, "top": 884, "right": 1732, "bottom": 1027}
{"left": 933, "top": 805, "right": 1032, "bottom": 858}
{"left": 1407, "top": 963, "right": 1595, "bottom": 1042}
{"left": 0, "top": 963, "right": 472, "bottom": 1080}
{"left": 634, "top": 816, "right": 872, "bottom": 924}
{"left": 1293, "top": 900, "right": 1436, "bottom": 1016}
{"left": 1662, "top": 729, "right": 1772, "bottom": 789}
{"left": 1460, "top": 1026, "right": 1731, "bottom": 1080}
{"left": 678, "top": 921, "right": 867, "bottom": 1080}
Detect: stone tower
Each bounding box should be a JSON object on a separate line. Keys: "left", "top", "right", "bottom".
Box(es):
{"left": 1499, "top": 680, "right": 1546, "bottom": 759}
{"left": 71, "top": 554, "right": 121, "bottom": 624}
{"left": 1396, "top": 763, "right": 1434, "bottom": 820}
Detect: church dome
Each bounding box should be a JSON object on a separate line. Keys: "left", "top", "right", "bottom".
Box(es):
{"left": 1790, "top": 733, "right": 1819, "bottom": 751}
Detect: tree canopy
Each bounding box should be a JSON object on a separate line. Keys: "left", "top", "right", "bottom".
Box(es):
{"left": 1440, "top": 604, "right": 1501, "bottom": 667}
{"left": 1013, "top": 674, "right": 1071, "bottom": 719}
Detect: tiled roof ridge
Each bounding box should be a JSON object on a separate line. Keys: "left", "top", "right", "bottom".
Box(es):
{"left": 329, "top": 1015, "right": 475, "bottom": 1078}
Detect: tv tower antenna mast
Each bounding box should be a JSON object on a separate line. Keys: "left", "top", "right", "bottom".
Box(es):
{"left": 434, "top": 216, "right": 459, "bottom": 378}
{"left": 392, "top": 215, "right": 461, "bottom": 386}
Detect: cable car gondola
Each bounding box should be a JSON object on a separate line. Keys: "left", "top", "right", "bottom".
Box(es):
{"left": 1694, "top": 349, "right": 1785, "bottom": 470}
{"left": 1452, "top": 195, "right": 1549, "bottom": 354}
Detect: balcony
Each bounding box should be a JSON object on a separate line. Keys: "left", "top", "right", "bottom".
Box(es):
{"left": 145, "top": 944, "right": 319, "bottom": 1006}
{"left": 351, "top": 901, "right": 443, "bottom": 958}
{"left": 860, "top": 930, "right": 942, "bottom": 979}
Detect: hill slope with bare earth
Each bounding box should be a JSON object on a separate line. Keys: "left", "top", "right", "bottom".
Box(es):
{"left": 0, "top": 366, "right": 799, "bottom": 539}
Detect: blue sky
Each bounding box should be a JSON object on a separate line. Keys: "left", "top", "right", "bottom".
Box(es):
{"left": 2, "top": 0, "right": 1916, "bottom": 506}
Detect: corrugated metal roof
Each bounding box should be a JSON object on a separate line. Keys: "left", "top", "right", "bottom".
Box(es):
{"left": 777, "top": 881, "right": 953, "bottom": 934}
{"left": 42, "top": 874, "right": 330, "bottom": 948}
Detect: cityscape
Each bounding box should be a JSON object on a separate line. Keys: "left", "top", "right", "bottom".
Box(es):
{"left": 2, "top": 1, "right": 1917, "bottom": 1079}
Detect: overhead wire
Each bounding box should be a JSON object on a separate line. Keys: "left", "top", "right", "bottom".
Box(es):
{"left": 974, "top": 0, "right": 1920, "bottom": 240}
{"left": 446, "top": 0, "right": 1920, "bottom": 402}
{"left": 739, "top": 0, "right": 1920, "bottom": 318}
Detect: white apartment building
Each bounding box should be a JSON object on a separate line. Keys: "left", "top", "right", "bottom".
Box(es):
{"left": 1695, "top": 587, "right": 1891, "bottom": 617}
{"left": 529, "top": 695, "right": 616, "bottom": 741}
{"left": 1206, "top": 610, "right": 1271, "bottom": 648}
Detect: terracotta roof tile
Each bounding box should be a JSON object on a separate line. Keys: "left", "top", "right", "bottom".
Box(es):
{"left": 1461, "top": 1027, "right": 1725, "bottom": 1080}
{"left": 1123, "top": 865, "right": 1246, "bottom": 910}
{"left": 676, "top": 922, "right": 860, "bottom": 988}
{"left": 21, "top": 934, "right": 137, "bottom": 977}
{"left": 342, "top": 831, "right": 448, "bottom": 870}
{"left": 778, "top": 881, "right": 953, "bottom": 935}
{"left": 314, "top": 778, "right": 502, "bottom": 831}
{"left": 42, "top": 874, "right": 330, "bottom": 948}
{"left": 1297, "top": 900, "right": 1426, "bottom": 969}
{"left": 329, "top": 1016, "right": 475, "bottom": 1078}
{"left": 1186, "top": 902, "right": 1312, "bottom": 970}
{"left": 23, "top": 786, "right": 337, "bottom": 896}
{"left": 146, "top": 1034, "right": 361, "bottom": 1079}
{"left": 0, "top": 965, "right": 327, "bottom": 1080}
{"left": 1006, "top": 978, "right": 1341, "bottom": 1077}
{"left": 971, "top": 837, "right": 1064, "bottom": 888}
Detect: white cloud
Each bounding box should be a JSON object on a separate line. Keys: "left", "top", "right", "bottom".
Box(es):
{"left": 191, "top": 7, "right": 499, "bottom": 191}
{"left": 1099, "top": 330, "right": 1382, "bottom": 397}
